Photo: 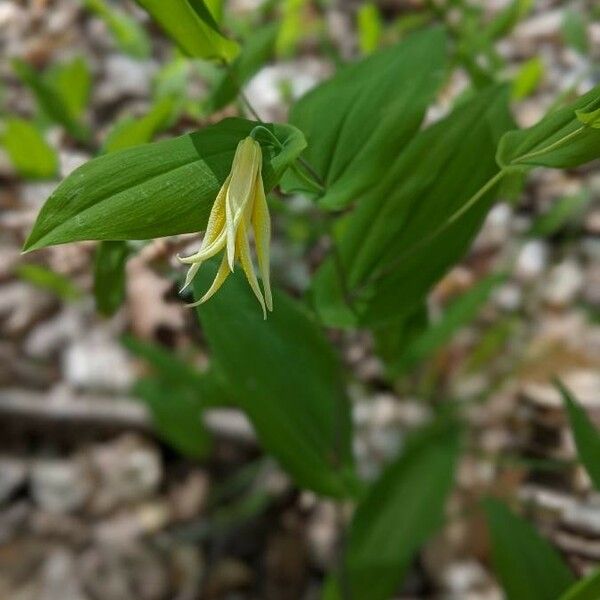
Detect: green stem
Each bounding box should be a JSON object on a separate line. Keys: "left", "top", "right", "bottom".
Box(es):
{"left": 513, "top": 126, "right": 585, "bottom": 164}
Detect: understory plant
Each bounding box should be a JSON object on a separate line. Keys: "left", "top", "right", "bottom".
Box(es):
{"left": 15, "top": 1, "right": 600, "bottom": 598}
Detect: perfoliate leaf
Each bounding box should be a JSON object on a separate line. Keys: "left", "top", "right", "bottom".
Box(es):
{"left": 23, "top": 118, "right": 305, "bottom": 251}
{"left": 193, "top": 263, "right": 357, "bottom": 498}
{"left": 312, "top": 85, "right": 514, "bottom": 327}
{"left": 341, "top": 421, "right": 461, "bottom": 600}
{"left": 1, "top": 118, "right": 58, "bottom": 179}
{"left": 576, "top": 106, "right": 600, "bottom": 128}
{"left": 497, "top": 85, "right": 600, "bottom": 169}
{"left": 557, "top": 380, "right": 600, "bottom": 490}
{"left": 135, "top": 0, "right": 239, "bottom": 62}
{"left": 284, "top": 27, "right": 447, "bottom": 209}
{"left": 484, "top": 499, "right": 575, "bottom": 600}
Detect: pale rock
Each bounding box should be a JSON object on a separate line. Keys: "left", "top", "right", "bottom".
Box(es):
{"left": 543, "top": 260, "right": 584, "bottom": 307}
{"left": 30, "top": 459, "right": 93, "bottom": 514}
{"left": 515, "top": 240, "right": 548, "bottom": 281}
{"left": 63, "top": 329, "right": 134, "bottom": 392}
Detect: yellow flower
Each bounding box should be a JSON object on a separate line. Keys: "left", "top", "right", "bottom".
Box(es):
{"left": 179, "top": 136, "right": 273, "bottom": 317}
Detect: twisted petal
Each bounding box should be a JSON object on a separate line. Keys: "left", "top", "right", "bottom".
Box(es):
{"left": 236, "top": 216, "right": 266, "bottom": 318}
{"left": 186, "top": 253, "right": 231, "bottom": 308}
{"left": 178, "top": 174, "right": 230, "bottom": 266}
{"left": 251, "top": 177, "right": 272, "bottom": 312}
{"left": 226, "top": 138, "right": 261, "bottom": 270}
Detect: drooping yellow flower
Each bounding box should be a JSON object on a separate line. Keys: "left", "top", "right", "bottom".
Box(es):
{"left": 179, "top": 136, "right": 272, "bottom": 317}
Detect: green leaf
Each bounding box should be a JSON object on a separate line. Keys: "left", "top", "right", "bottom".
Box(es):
{"left": 562, "top": 9, "right": 589, "bottom": 55}
{"left": 285, "top": 27, "right": 447, "bottom": 209}
{"left": 512, "top": 56, "right": 544, "bottom": 100}
{"left": 1, "top": 118, "right": 58, "bottom": 179}
{"left": 275, "top": 0, "right": 309, "bottom": 58}
{"left": 102, "top": 97, "right": 176, "bottom": 152}
{"left": 312, "top": 85, "right": 514, "bottom": 327}
{"left": 45, "top": 56, "right": 92, "bottom": 120}
{"left": 16, "top": 264, "right": 82, "bottom": 302}
{"left": 12, "top": 59, "right": 90, "bottom": 142}
{"left": 497, "top": 85, "right": 600, "bottom": 169}
{"left": 134, "top": 376, "right": 212, "bottom": 458}
{"left": 559, "top": 569, "right": 600, "bottom": 600}
{"left": 394, "top": 273, "right": 505, "bottom": 371}
{"left": 23, "top": 118, "right": 306, "bottom": 251}
{"left": 556, "top": 380, "right": 600, "bottom": 490}
{"left": 357, "top": 2, "right": 382, "bottom": 55}
{"left": 341, "top": 421, "right": 461, "bottom": 600}
{"left": 484, "top": 498, "right": 575, "bottom": 600}
{"left": 576, "top": 106, "right": 600, "bottom": 128}
{"left": 484, "top": 0, "right": 532, "bottom": 41}
{"left": 528, "top": 190, "right": 590, "bottom": 237}
{"left": 85, "top": 0, "right": 151, "bottom": 58}
{"left": 373, "top": 303, "right": 428, "bottom": 378}
{"left": 93, "top": 241, "right": 130, "bottom": 316}
{"left": 125, "top": 335, "right": 231, "bottom": 459}
{"left": 208, "top": 22, "right": 278, "bottom": 112}
{"left": 193, "top": 263, "right": 356, "bottom": 498}
{"left": 135, "top": 0, "right": 239, "bottom": 62}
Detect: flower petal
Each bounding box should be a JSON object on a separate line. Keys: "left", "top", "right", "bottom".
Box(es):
{"left": 226, "top": 138, "right": 260, "bottom": 270}
{"left": 251, "top": 178, "right": 272, "bottom": 312}
{"left": 186, "top": 254, "right": 231, "bottom": 308}
{"left": 236, "top": 218, "right": 267, "bottom": 318}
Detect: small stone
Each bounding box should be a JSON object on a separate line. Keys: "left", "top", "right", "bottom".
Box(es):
{"left": 515, "top": 240, "right": 548, "bottom": 281}
{"left": 543, "top": 260, "right": 584, "bottom": 307}
{"left": 30, "top": 459, "right": 92, "bottom": 514}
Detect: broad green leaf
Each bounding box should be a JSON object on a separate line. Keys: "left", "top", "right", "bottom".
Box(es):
{"left": 193, "top": 263, "right": 356, "bottom": 498}
{"left": 208, "top": 22, "right": 278, "bottom": 112}
{"left": 557, "top": 380, "right": 600, "bottom": 490}
{"left": 1, "top": 118, "right": 58, "bottom": 179}
{"left": 23, "top": 118, "right": 306, "bottom": 251}
{"left": 373, "top": 303, "right": 428, "bottom": 378}
{"left": 285, "top": 27, "right": 447, "bottom": 209}
{"left": 85, "top": 0, "right": 151, "bottom": 58}
{"left": 125, "top": 336, "right": 230, "bottom": 458}
{"left": 46, "top": 56, "right": 92, "bottom": 120}
{"left": 484, "top": 499, "right": 575, "bottom": 600}
{"left": 135, "top": 0, "right": 239, "bottom": 62}
{"left": 562, "top": 9, "right": 589, "bottom": 55}
{"left": 341, "top": 421, "right": 461, "bottom": 600}
{"left": 528, "top": 190, "right": 590, "bottom": 237}
{"left": 16, "top": 264, "right": 82, "bottom": 301}
{"left": 357, "top": 3, "right": 382, "bottom": 55}
{"left": 313, "top": 85, "right": 514, "bottom": 327}
{"left": 512, "top": 56, "right": 544, "bottom": 100}
{"left": 559, "top": 569, "right": 600, "bottom": 600}
{"left": 394, "top": 273, "right": 505, "bottom": 371}
{"left": 12, "top": 59, "right": 90, "bottom": 142}
{"left": 134, "top": 377, "right": 211, "bottom": 458}
{"left": 497, "top": 85, "right": 600, "bottom": 169}
{"left": 102, "top": 97, "right": 176, "bottom": 152}
{"left": 93, "top": 241, "right": 129, "bottom": 316}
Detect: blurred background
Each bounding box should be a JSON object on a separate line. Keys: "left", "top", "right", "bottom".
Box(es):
{"left": 0, "top": 1, "right": 599, "bottom": 599}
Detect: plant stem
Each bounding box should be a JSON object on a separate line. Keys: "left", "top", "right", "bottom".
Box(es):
{"left": 512, "top": 126, "right": 585, "bottom": 164}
